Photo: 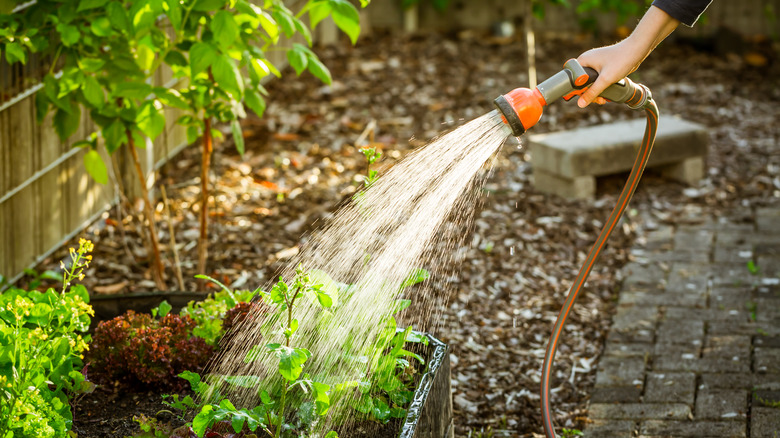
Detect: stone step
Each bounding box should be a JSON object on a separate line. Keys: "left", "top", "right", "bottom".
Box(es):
{"left": 528, "top": 116, "right": 708, "bottom": 199}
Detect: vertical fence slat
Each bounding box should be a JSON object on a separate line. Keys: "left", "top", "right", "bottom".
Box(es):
{"left": 10, "top": 185, "right": 36, "bottom": 275}
{"left": 0, "top": 105, "right": 7, "bottom": 197}
{"left": 8, "top": 96, "right": 35, "bottom": 188}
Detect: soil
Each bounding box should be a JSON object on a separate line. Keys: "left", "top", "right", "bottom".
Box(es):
{"left": 22, "top": 28, "right": 780, "bottom": 437}
{"left": 72, "top": 384, "right": 402, "bottom": 438}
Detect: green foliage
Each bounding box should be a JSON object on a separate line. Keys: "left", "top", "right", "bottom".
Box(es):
{"left": 181, "top": 276, "right": 259, "bottom": 346}
{"left": 339, "top": 270, "right": 428, "bottom": 424}
{"left": 561, "top": 428, "right": 584, "bottom": 438}
{"left": 0, "top": 0, "right": 366, "bottom": 178}
{"left": 0, "top": 239, "right": 96, "bottom": 438}
{"left": 747, "top": 260, "right": 760, "bottom": 275}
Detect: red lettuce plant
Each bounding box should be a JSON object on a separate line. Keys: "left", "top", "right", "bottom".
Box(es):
{"left": 88, "top": 311, "right": 213, "bottom": 389}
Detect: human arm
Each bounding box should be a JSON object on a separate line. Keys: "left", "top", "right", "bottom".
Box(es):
{"left": 576, "top": 5, "right": 680, "bottom": 107}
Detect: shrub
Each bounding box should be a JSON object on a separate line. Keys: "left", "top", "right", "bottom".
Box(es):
{"left": 0, "top": 239, "right": 96, "bottom": 438}
{"left": 88, "top": 311, "right": 213, "bottom": 389}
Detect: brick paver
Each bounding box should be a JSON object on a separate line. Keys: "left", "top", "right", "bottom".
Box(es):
{"left": 583, "top": 207, "right": 780, "bottom": 437}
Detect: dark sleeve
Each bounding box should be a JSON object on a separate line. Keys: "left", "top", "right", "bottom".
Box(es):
{"left": 651, "top": 0, "right": 713, "bottom": 26}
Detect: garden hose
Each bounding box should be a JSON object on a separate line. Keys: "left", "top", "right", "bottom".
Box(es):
{"left": 494, "top": 59, "right": 659, "bottom": 438}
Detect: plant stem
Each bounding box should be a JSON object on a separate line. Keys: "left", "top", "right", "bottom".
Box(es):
{"left": 127, "top": 130, "right": 166, "bottom": 289}
{"left": 276, "top": 380, "right": 288, "bottom": 438}
{"left": 161, "top": 185, "right": 185, "bottom": 290}
{"left": 197, "top": 116, "right": 213, "bottom": 276}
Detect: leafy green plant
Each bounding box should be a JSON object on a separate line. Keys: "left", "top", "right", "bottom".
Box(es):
{"left": 748, "top": 260, "right": 760, "bottom": 275}
{"left": 181, "top": 275, "right": 260, "bottom": 346}
{"left": 20, "top": 268, "right": 62, "bottom": 291}
{"left": 561, "top": 428, "right": 584, "bottom": 438}
{"left": 0, "top": 239, "right": 96, "bottom": 438}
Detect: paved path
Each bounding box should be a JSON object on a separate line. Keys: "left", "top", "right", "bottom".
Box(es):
{"left": 584, "top": 206, "right": 780, "bottom": 437}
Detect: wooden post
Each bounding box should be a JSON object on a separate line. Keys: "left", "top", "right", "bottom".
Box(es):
{"left": 524, "top": 0, "right": 537, "bottom": 88}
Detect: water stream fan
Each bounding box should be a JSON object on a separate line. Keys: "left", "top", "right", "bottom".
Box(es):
{"left": 493, "top": 59, "right": 659, "bottom": 438}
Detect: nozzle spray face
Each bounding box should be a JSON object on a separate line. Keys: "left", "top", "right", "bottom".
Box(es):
{"left": 493, "top": 87, "right": 546, "bottom": 137}
{"left": 493, "top": 95, "right": 526, "bottom": 136}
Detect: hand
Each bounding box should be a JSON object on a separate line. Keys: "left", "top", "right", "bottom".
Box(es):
{"left": 576, "top": 40, "right": 643, "bottom": 108}
{"left": 575, "top": 5, "right": 679, "bottom": 108}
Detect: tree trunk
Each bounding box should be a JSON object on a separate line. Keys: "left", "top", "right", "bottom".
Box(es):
{"left": 127, "top": 130, "right": 166, "bottom": 289}
{"left": 197, "top": 117, "right": 213, "bottom": 276}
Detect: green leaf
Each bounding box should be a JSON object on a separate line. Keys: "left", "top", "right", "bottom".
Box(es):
{"left": 258, "top": 12, "right": 279, "bottom": 43}
{"left": 78, "top": 0, "right": 109, "bottom": 11}
{"left": 164, "top": 50, "right": 188, "bottom": 67}
{"left": 249, "top": 58, "right": 277, "bottom": 82}
{"left": 155, "top": 300, "right": 172, "bottom": 318}
{"left": 193, "top": 405, "right": 214, "bottom": 437}
{"left": 243, "top": 89, "right": 266, "bottom": 117}
{"left": 277, "top": 347, "right": 309, "bottom": 381}
{"left": 231, "top": 415, "right": 245, "bottom": 433}
{"left": 90, "top": 16, "right": 114, "bottom": 36}
{"left": 287, "top": 48, "right": 307, "bottom": 75}
{"left": 330, "top": 0, "right": 360, "bottom": 44}
{"left": 136, "top": 101, "right": 165, "bottom": 140}
{"left": 57, "top": 24, "right": 80, "bottom": 47}
{"left": 235, "top": 0, "right": 259, "bottom": 17}
{"left": 308, "top": 1, "right": 332, "bottom": 29}
{"left": 400, "top": 268, "right": 429, "bottom": 290}
{"left": 293, "top": 16, "right": 313, "bottom": 46}
{"left": 231, "top": 119, "right": 244, "bottom": 158}
{"left": 82, "top": 76, "right": 104, "bottom": 108}
{"left": 306, "top": 56, "right": 332, "bottom": 84}
{"left": 312, "top": 381, "right": 330, "bottom": 415}
{"left": 136, "top": 43, "right": 155, "bottom": 71}
{"left": 103, "top": 119, "right": 127, "bottom": 153}
{"left": 131, "top": 0, "right": 162, "bottom": 33}
{"left": 190, "top": 42, "right": 218, "bottom": 77}
{"left": 83, "top": 149, "right": 108, "bottom": 184}
{"left": 211, "top": 10, "right": 239, "bottom": 49}
{"left": 4, "top": 41, "right": 26, "bottom": 64}
{"left": 272, "top": 10, "right": 295, "bottom": 38}
{"left": 193, "top": 0, "right": 224, "bottom": 11}
{"left": 212, "top": 55, "right": 243, "bottom": 98}
{"left": 113, "top": 82, "right": 153, "bottom": 99}
{"left": 155, "top": 88, "right": 189, "bottom": 109}
{"left": 79, "top": 57, "right": 106, "bottom": 73}
{"left": 104, "top": 1, "right": 130, "bottom": 34}
{"left": 54, "top": 106, "right": 81, "bottom": 140}
{"left": 165, "top": 0, "right": 182, "bottom": 30}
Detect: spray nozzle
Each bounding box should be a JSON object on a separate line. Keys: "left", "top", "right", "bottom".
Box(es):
{"left": 494, "top": 58, "right": 649, "bottom": 137}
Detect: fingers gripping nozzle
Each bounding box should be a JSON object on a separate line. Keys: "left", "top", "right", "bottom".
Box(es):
{"left": 494, "top": 58, "right": 650, "bottom": 137}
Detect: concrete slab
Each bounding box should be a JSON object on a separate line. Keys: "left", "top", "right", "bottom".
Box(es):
{"left": 528, "top": 117, "right": 708, "bottom": 198}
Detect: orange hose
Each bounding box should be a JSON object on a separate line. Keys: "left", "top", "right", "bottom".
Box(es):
{"left": 540, "top": 96, "right": 659, "bottom": 437}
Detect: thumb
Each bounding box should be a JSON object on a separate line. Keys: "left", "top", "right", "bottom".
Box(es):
{"left": 577, "top": 76, "right": 611, "bottom": 108}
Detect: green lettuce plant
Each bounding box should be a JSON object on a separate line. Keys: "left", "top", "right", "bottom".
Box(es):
{"left": 0, "top": 239, "right": 96, "bottom": 438}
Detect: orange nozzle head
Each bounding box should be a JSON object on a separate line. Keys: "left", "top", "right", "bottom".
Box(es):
{"left": 493, "top": 88, "right": 546, "bottom": 137}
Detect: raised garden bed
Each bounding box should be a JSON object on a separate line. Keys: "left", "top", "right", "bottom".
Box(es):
{"left": 74, "top": 289, "right": 453, "bottom": 438}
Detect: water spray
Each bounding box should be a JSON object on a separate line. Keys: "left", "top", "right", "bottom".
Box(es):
{"left": 494, "top": 59, "right": 659, "bottom": 438}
